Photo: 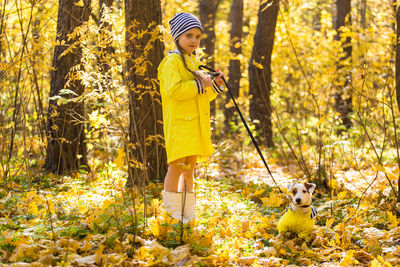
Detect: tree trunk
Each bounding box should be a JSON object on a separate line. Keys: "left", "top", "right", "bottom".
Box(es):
{"left": 334, "top": 0, "right": 352, "bottom": 130}
{"left": 199, "top": 0, "right": 219, "bottom": 129}
{"left": 396, "top": 0, "right": 400, "bottom": 115}
{"left": 395, "top": 1, "right": 400, "bottom": 203}
{"left": 224, "top": 0, "right": 243, "bottom": 134}
{"left": 393, "top": 0, "right": 397, "bottom": 33}
{"left": 249, "top": 0, "right": 279, "bottom": 147}
{"left": 32, "top": 4, "right": 46, "bottom": 145}
{"left": 125, "top": 0, "right": 167, "bottom": 185}
{"left": 45, "top": 0, "right": 91, "bottom": 174}
{"left": 199, "top": 0, "right": 218, "bottom": 69}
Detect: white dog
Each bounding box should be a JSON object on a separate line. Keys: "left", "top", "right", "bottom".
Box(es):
{"left": 277, "top": 182, "right": 317, "bottom": 239}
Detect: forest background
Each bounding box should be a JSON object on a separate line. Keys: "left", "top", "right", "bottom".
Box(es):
{"left": 1, "top": 0, "right": 400, "bottom": 266}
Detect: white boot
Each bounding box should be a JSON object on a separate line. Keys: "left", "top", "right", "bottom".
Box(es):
{"left": 182, "top": 192, "right": 196, "bottom": 223}
{"left": 162, "top": 191, "right": 185, "bottom": 221}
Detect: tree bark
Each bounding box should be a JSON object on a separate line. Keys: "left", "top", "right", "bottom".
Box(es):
{"left": 249, "top": 0, "right": 279, "bottom": 147}
{"left": 393, "top": 0, "right": 397, "bottom": 33}
{"left": 199, "top": 0, "right": 219, "bottom": 128}
{"left": 396, "top": 1, "right": 400, "bottom": 114}
{"left": 395, "top": 1, "right": 400, "bottom": 202}
{"left": 45, "top": 0, "right": 91, "bottom": 174}
{"left": 199, "top": 0, "right": 219, "bottom": 69}
{"left": 125, "top": 0, "right": 167, "bottom": 185}
{"left": 224, "top": 0, "right": 243, "bottom": 133}
{"left": 334, "top": 0, "right": 353, "bottom": 130}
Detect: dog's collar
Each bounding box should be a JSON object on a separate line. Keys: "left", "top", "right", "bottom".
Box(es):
{"left": 291, "top": 200, "right": 311, "bottom": 208}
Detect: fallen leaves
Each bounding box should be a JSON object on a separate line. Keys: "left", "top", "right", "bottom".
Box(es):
{"left": 1, "top": 159, "right": 399, "bottom": 266}
{"left": 387, "top": 210, "right": 398, "bottom": 229}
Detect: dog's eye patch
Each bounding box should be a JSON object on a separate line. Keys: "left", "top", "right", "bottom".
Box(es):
{"left": 292, "top": 188, "right": 297, "bottom": 194}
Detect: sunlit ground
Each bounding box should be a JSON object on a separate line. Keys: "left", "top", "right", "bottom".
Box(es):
{"left": 0, "top": 150, "right": 399, "bottom": 266}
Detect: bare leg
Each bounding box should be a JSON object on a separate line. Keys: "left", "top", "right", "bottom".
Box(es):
{"left": 164, "top": 158, "right": 185, "bottom": 192}
{"left": 178, "top": 155, "right": 197, "bottom": 192}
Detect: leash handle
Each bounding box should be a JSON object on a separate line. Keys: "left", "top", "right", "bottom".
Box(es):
{"left": 199, "top": 65, "right": 284, "bottom": 194}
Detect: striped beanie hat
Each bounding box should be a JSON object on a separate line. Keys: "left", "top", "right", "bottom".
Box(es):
{"left": 169, "top": 12, "right": 203, "bottom": 43}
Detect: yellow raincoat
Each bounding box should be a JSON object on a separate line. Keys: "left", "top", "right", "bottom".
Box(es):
{"left": 158, "top": 52, "right": 219, "bottom": 164}
{"left": 277, "top": 205, "right": 317, "bottom": 239}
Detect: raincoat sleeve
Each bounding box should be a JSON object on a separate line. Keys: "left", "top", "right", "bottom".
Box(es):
{"left": 206, "top": 88, "right": 218, "bottom": 102}
{"left": 206, "top": 80, "right": 224, "bottom": 102}
{"left": 161, "top": 56, "right": 201, "bottom": 101}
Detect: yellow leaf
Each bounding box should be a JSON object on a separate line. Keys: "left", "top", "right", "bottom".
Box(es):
{"left": 46, "top": 194, "right": 54, "bottom": 213}
{"left": 242, "top": 186, "right": 250, "bottom": 197}
{"left": 86, "top": 213, "right": 97, "bottom": 228}
{"left": 317, "top": 114, "right": 328, "bottom": 126}
{"left": 328, "top": 179, "right": 338, "bottom": 189}
{"left": 253, "top": 60, "right": 264, "bottom": 70}
{"left": 371, "top": 256, "right": 392, "bottom": 267}
{"left": 114, "top": 148, "right": 125, "bottom": 168}
{"left": 79, "top": 204, "right": 87, "bottom": 214}
{"left": 80, "top": 240, "right": 92, "bottom": 252}
{"left": 261, "top": 1, "right": 273, "bottom": 12}
{"left": 373, "top": 164, "right": 386, "bottom": 173}
{"left": 75, "top": 0, "right": 84, "bottom": 6}
{"left": 340, "top": 250, "right": 358, "bottom": 266}
{"left": 326, "top": 218, "right": 334, "bottom": 228}
{"left": 335, "top": 233, "right": 340, "bottom": 245}
{"left": 101, "top": 199, "right": 113, "bottom": 210}
{"left": 253, "top": 189, "right": 264, "bottom": 197}
{"left": 9, "top": 244, "right": 40, "bottom": 262}
{"left": 301, "top": 144, "right": 308, "bottom": 152}
{"left": 337, "top": 191, "right": 347, "bottom": 200}
{"left": 151, "top": 220, "right": 160, "bottom": 237}
{"left": 89, "top": 110, "right": 110, "bottom": 129}
{"left": 95, "top": 244, "right": 104, "bottom": 265}
{"left": 279, "top": 248, "right": 286, "bottom": 255}
{"left": 26, "top": 190, "right": 37, "bottom": 201}
{"left": 29, "top": 202, "right": 39, "bottom": 215}
{"left": 387, "top": 210, "right": 398, "bottom": 229}
{"left": 262, "top": 192, "right": 283, "bottom": 207}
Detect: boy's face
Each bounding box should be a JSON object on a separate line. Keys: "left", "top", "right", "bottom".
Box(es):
{"left": 178, "top": 27, "right": 202, "bottom": 54}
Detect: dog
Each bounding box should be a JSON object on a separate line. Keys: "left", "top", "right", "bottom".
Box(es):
{"left": 277, "top": 182, "right": 317, "bottom": 239}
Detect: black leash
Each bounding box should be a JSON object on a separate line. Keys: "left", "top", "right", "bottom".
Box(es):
{"left": 199, "top": 65, "right": 285, "bottom": 195}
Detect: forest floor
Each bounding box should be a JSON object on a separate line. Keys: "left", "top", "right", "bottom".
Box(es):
{"left": 0, "top": 150, "right": 399, "bottom": 266}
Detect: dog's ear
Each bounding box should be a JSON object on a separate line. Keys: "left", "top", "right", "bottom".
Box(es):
{"left": 286, "top": 183, "right": 295, "bottom": 191}
{"left": 305, "top": 183, "right": 316, "bottom": 193}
